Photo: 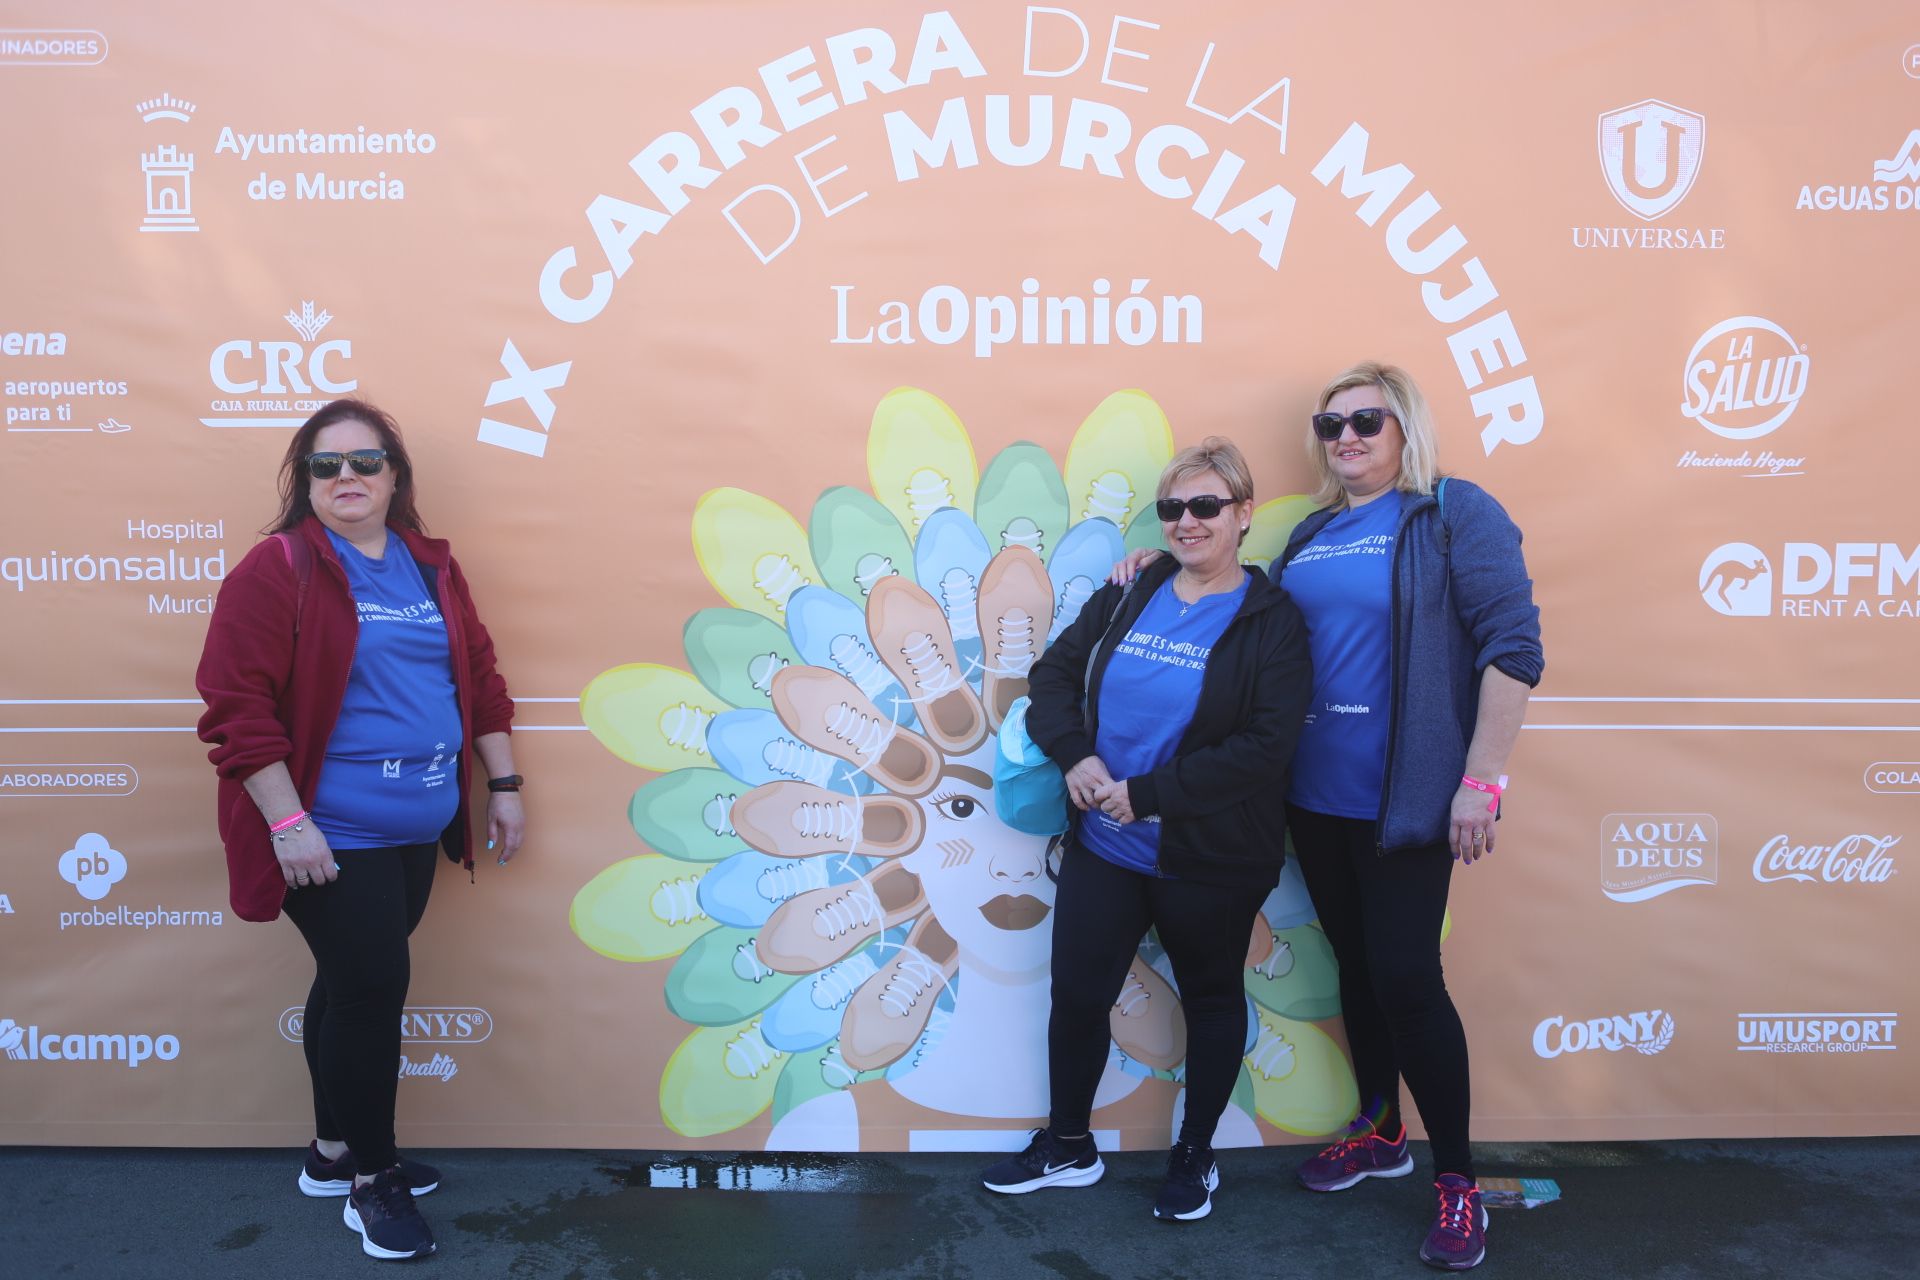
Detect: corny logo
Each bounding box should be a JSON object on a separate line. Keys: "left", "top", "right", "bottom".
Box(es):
{"left": 1597, "top": 99, "right": 1706, "bottom": 220}
{"left": 1601, "top": 814, "right": 1717, "bottom": 902}
{"left": 57, "top": 832, "right": 126, "bottom": 901}
{"left": 1533, "top": 1010, "right": 1674, "bottom": 1058}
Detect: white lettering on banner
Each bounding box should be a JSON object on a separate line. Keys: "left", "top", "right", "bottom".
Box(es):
{"left": 0, "top": 895, "right": 14, "bottom": 914}
{"left": 280, "top": 1006, "right": 494, "bottom": 1045}
{"left": 1701, "top": 540, "right": 1920, "bottom": 620}
{"left": 1532, "top": 1010, "right": 1674, "bottom": 1058}
{"left": 1310, "top": 123, "right": 1541, "bottom": 454}
{"left": 0, "top": 1018, "right": 181, "bottom": 1067}
{"left": 1736, "top": 1014, "right": 1899, "bottom": 1053}
{"left": 1601, "top": 814, "right": 1718, "bottom": 902}
{"left": 0, "top": 331, "right": 67, "bottom": 357}
{"left": 1792, "top": 130, "right": 1920, "bottom": 215}
{"left": 1679, "top": 318, "right": 1810, "bottom": 443}
{"left": 0, "top": 549, "right": 227, "bottom": 594}
{"left": 398, "top": 1053, "right": 459, "bottom": 1082}
{"left": 203, "top": 302, "right": 356, "bottom": 428}
{"left": 0, "top": 31, "right": 109, "bottom": 65}
{"left": 1751, "top": 834, "right": 1899, "bottom": 885}
{"left": 0, "top": 768, "right": 139, "bottom": 798}
{"left": 832, "top": 279, "right": 1201, "bottom": 354}
{"left": 1864, "top": 763, "right": 1920, "bottom": 795}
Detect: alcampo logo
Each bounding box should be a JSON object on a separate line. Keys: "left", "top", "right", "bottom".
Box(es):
{"left": 1679, "top": 317, "right": 1809, "bottom": 441}
{"left": 0, "top": 1017, "right": 181, "bottom": 1067}
{"left": 1597, "top": 99, "right": 1706, "bottom": 221}
{"left": 1601, "top": 814, "right": 1717, "bottom": 902}
{"left": 1698, "top": 543, "right": 1771, "bottom": 617}
{"left": 1752, "top": 834, "right": 1899, "bottom": 885}
{"left": 1533, "top": 1010, "right": 1675, "bottom": 1058}
{"left": 203, "top": 300, "right": 357, "bottom": 428}
{"left": 57, "top": 832, "right": 127, "bottom": 901}
{"left": 1699, "top": 541, "right": 1920, "bottom": 619}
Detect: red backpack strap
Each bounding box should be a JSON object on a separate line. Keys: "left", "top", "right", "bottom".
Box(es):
{"left": 271, "top": 531, "right": 313, "bottom": 636}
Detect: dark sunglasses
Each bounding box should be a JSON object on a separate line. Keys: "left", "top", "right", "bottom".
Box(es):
{"left": 304, "top": 449, "right": 388, "bottom": 480}
{"left": 1311, "top": 407, "right": 1393, "bottom": 441}
{"left": 1156, "top": 494, "right": 1235, "bottom": 521}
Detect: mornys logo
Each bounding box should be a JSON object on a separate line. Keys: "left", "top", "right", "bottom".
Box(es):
{"left": 280, "top": 1004, "right": 492, "bottom": 1044}
{"left": 1679, "top": 317, "right": 1809, "bottom": 442}
{"left": 203, "top": 301, "right": 357, "bottom": 429}
{"left": 1534, "top": 1009, "right": 1674, "bottom": 1059}
{"left": 1752, "top": 834, "right": 1898, "bottom": 886}
{"left": 1737, "top": 1012, "right": 1897, "bottom": 1054}
{"left": 1602, "top": 814, "right": 1716, "bottom": 902}
{"left": 1699, "top": 543, "right": 1772, "bottom": 616}
{"left": 1598, "top": 99, "right": 1706, "bottom": 220}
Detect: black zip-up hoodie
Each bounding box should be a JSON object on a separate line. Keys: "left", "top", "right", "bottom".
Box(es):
{"left": 1025, "top": 555, "right": 1312, "bottom": 888}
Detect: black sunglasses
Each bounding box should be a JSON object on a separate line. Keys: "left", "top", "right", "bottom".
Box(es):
{"left": 304, "top": 449, "right": 388, "bottom": 480}
{"left": 1156, "top": 494, "right": 1235, "bottom": 521}
{"left": 1311, "top": 407, "right": 1393, "bottom": 441}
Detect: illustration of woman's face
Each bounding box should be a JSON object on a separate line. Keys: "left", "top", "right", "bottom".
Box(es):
{"left": 898, "top": 756, "right": 1056, "bottom": 978}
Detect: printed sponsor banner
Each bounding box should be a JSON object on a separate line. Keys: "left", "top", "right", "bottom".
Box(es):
{"left": 2, "top": 0, "right": 1917, "bottom": 1149}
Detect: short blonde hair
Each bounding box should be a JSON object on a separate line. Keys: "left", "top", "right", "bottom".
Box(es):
{"left": 1157, "top": 436, "right": 1254, "bottom": 543}
{"left": 1305, "top": 362, "right": 1440, "bottom": 510}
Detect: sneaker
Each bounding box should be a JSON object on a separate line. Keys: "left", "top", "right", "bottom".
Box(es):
{"left": 1152, "top": 1141, "right": 1219, "bottom": 1221}
{"left": 1296, "top": 1122, "right": 1414, "bottom": 1192}
{"left": 299, "top": 1143, "right": 440, "bottom": 1197}
{"left": 1420, "top": 1173, "right": 1488, "bottom": 1271}
{"left": 343, "top": 1169, "right": 437, "bottom": 1260}
{"left": 981, "top": 1128, "right": 1104, "bottom": 1194}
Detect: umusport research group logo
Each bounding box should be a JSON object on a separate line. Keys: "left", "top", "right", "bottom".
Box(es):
{"left": 1699, "top": 543, "right": 1771, "bottom": 616}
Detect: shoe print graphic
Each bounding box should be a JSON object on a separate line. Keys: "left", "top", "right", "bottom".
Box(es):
{"left": 570, "top": 386, "right": 1359, "bottom": 1145}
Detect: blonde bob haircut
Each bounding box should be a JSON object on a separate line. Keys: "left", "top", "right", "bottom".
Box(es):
{"left": 1306, "top": 361, "right": 1440, "bottom": 511}
{"left": 1157, "top": 435, "right": 1255, "bottom": 544}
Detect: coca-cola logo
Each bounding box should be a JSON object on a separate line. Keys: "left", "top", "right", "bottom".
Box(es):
{"left": 1751, "top": 834, "right": 1899, "bottom": 885}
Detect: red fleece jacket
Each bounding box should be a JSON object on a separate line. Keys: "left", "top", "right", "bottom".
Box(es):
{"left": 195, "top": 517, "right": 515, "bottom": 922}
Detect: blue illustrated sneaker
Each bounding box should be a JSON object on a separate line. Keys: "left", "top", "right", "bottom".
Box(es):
{"left": 300, "top": 1142, "right": 440, "bottom": 1198}
{"left": 1420, "top": 1173, "right": 1488, "bottom": 1271}
{"left": 1296, "top": 1122, "right": 1414, "bottom": 1192}
{"left": 1151, "top": 1141, "right": 1219, "bottom": 1221}
{"left": 343, "top": 1168, "right": 438, "bottom": 1260}
{"left": 981, "top": 1127, "right": 1104, "bottom": 1194}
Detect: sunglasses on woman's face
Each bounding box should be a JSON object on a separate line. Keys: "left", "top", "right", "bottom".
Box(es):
{"left": 1156, "top": 494, "right": 1234, "bottom": 521}
{"left": 1311, "top": 407, "right": 1393, "bottom": 441}
{"left": 304, "top": 449, "right": 388, "bottom": 480}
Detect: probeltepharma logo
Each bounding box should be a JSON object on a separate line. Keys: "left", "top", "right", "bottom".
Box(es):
{"left": 1533, "top": 1010, "right": 1675, "bottom": 1058}
{"left": 1752, "top": 834, "right": 1899, "bottom": 886}
{"left": 1699, "top": 541, "right": 1920, "bottom": 620}
{"left": 136, "top": 92, "right": 199, "bottom": 233}
{"left": 203, "top": 301, "right": 357, "bottom": 428}
{"left": 1736, "top": 1013, "right": 1898, "bottom": 1054}
{"left": 1574, "top": 99, "right": 1722, "bottom": 250}
{"left": 0, "top": 1017, "right": 181, "bottom": 1067}
{"left": 57, "top": 832, "right": 126, "bottom": 901}
{"left": 1601, "top": 814, "right": 1717, "bottom": 902}
{"left": 1675, "top": 317, "right": 1810, "bottom": 477}
{"left": 1793, "top": 130, "right": 1920, "bottom": 214}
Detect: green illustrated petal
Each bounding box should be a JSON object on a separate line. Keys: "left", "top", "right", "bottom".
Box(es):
{"left": 665, "top": 925, "right": 803, "bottom": 1026}
{"left": 1244, "top": 495, "right": 1320, "bottom": 567}
{"left": 1245, "top": 924, "right": 1341, "bottom": 1022}
{"left": 660, "top": 1019, "right": 786, "bottom": 1138}
{"left": 629, "top": 768, "right": 747, "bottom": 863}
{"left": 771, "top": 1039, "right": 874, "bottom": 1124}
{"left": 975, "top": 442, "right": 1069, "bottom": 560}
{"left": 692, "top": 487, "right": 823, "bottom": 620}
{"left": 570, "top": 854, "right": 712, "bottom": 963}
{"left": 684, "top": 608, "right": 802, "bottom": 710}
{"left": 1062, "top": 390, "right": 1172, "bottom": 529}
{"left": 1122, "top": 501, "right": 1165, "bottom": 554}
{"left": 1246, "top": 1014, "right": 1360, "bottom": 1137}
{"left": 810, "top": 485, "right": 916, "bottom": 600}
{"left": 582, "top": 663, "right": 727, "bottom": 772}
{"left": 867, "top": 387, "right": 979, "bottom": 535}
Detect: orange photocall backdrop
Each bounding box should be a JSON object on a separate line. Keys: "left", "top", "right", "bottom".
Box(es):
{"left": 2, "top": 1, "right": 1917, "bottom": 1150}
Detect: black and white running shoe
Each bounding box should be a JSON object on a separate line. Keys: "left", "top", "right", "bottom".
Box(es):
{"left": 1152, "top": 1141, "right": 1220, "bottom": 1221}
{"left": 300, "top": 1142, "right": 441, "bottom": 1198}
{"left": 981, "top": 1127, "right": 1105, "bottom": 1194}
{"left": 344, "top": 1169, "right": 438, "bottom": 1260}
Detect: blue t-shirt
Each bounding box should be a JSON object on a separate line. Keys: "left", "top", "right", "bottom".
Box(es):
{"left": 1281, "top": 492, "right": 1401, "bottom": 819}
{"left": 1079, "top": 573, "right": 1249, "bottom": 874}
{"left": 311, "top": 530, "right": 464, "bottom": 849}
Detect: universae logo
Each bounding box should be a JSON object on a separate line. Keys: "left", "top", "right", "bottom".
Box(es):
{"left": 1597, "top": 99, "right": 1705, "bottom": 221}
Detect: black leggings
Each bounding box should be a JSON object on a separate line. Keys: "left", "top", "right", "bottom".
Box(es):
{"left": 280, "top": 842, "right": 437, "bottom": 1176}
{"left": 1047, "top": 839, "right": 1265, "bottom": 1149}
{"left": 1286, "top": 806, "right": 1472, "bottom": 1179}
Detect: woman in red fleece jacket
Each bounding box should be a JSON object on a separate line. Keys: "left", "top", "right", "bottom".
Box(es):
{"left": 196, "top": 399, "right": 523, "bottom": 1263}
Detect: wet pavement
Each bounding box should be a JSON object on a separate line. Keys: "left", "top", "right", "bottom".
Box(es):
{"left": 4, "top": 1137, "right": 1916, "bottom": 1277}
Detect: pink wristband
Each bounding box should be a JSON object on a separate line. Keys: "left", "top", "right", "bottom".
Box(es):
{"left": 1461, "top": 775, "right": 1507, "bottom": 812}
{"left": 268, "top": 810, "right": 309, "bottom": 834}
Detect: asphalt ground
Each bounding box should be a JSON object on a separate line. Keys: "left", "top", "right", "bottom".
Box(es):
{"left": 3, "top": 1137, "right": 1916, "bottom": 1278}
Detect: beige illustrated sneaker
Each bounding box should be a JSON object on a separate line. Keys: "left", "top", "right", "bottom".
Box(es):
{"left": 866, "top": 575, "right": 987, "bottom": 755}
{"left": 754, "top": 860, "right": 928, "bottom": 973}
{"left": 730, "top": 781, "right": 924, "bottom": 859}
{"left": 839, "top": 916, "right": 961, "bottom": 1069}
{"left": 974, "top": 546, "right": 1054, "bottom": 731}
{"left": 770, "top": 665, "right": 940, "bottom": 797}
{"left": 1109, "top": 957, "right": 1187, "bottom": 1070}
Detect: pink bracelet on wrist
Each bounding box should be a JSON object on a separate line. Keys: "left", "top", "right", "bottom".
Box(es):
{"left": 268, "top": 810, "right": 309, "bottom": 834}
{"left": 1461, "top": 775, "right": 1508, "bottom": 813}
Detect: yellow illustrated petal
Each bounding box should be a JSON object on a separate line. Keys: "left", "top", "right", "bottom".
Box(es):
{"left": 1246, "top": 1014, "right": 1360, "bottom": 1136}
{"left": 1063, "top": 390, "right": 1172, "bottom": 529}
{"left": 1243, "top": 495, "right": 1320, "bottom": 567}
{"left": 582, "top": 663, "right": 727, "bottom": 771}
{"left": 692, "top": 487, "right": 822, "bottom": 620}
{"left": 660, "top": 1018, "right": 786, "bottom": 1137}
{"left": 569, "top": 854, "right": 713, "bottom": 962}
{"left": 867, "top": 387, "right": 978, "bottom": 534}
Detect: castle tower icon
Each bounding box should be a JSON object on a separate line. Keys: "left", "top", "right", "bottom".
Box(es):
{"left": 140, "top": 144, "right": 198, "bottom": 233}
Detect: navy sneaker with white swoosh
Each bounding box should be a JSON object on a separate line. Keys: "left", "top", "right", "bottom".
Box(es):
{"left": 981, "top": 1127, "right": 1104, "bottom": 1194}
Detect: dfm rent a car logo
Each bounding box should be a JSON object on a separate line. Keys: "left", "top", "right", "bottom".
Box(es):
{"left": 1737, "top": 1013, "right": 1898, "bottom": 1054}
{"left": 1601, "top": 814, "right": 1717, "bottom": 902}
{"left": 1534, "top": 1010, "right": 1674, "bottom": 1058}
{"left": 1679, "top": 317, "right": 1809, "bottom": 441}
{"left": 203, "top": 300, "right": 356, "bottom": 428}
{"left": 1752, "top": 834, "right": 1899, "bottom": 885}
{"left": 1597, "top": 99, "right": 1705, "bottom": 221}
{"left": 57, "top": 832, "right": 126, "bottom": 901}
{"left": 0, "top": 1017, "right": 181, "bottom": 1067}
{"left": 1700, "top": 542, "right": 1920, "bottom": 619}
